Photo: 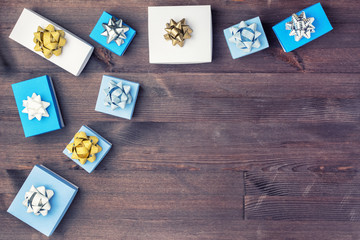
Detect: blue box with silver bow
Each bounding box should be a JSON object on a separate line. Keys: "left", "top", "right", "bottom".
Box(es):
{"left": 272, "top": 2, "right": 333, "bottom": 52}
{"left": 11, "top": 75, "right": 64, "bottom": 137}
{"left": 7, "top": 165, "right": 78, "bottom": 236}
{"left": 95, "top": 75, "right": 140, "bottom": 120}
{"left": 224, "top": 16, "right": 269, "bottom": 59}
{"left": 89, "top": 11, "right": 136, "bottom": 56}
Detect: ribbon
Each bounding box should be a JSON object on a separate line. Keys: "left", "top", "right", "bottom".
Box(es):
{"left": 22, "top": 93, "right": 50, "bottom": 121}
{"left": 66, "top": 131, "right": 102, "bottom": 165}
{"left": 33, "top": 24, "right": 66, "bottom": 59}
{"left": 285, "top": 11, "right": 315, "bottom": 42}
{"left": 229, "top": 21, "right": 262, "bottom": 52}
{"left": 164, "top": 18, "right": 192, "bottom": 47}
{"left": 23, "top": 185, "right": 54, "bottom": 216}
{"left": 101, "top": 17, "right": 129, "bottom": 46}
{"left": 104, "top": 80, "right": 132, "bottom": 110}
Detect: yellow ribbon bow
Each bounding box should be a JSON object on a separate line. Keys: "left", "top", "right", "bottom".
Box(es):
{"left": 164, "top": 18, "right": 192, "bottom": 47}
{"left": 66, "top": 131, "right": 102, "bottom": 165}
{"left": 33, "top": 24, "right": 66, "bottom": 59}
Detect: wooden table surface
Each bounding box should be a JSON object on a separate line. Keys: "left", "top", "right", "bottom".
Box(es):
{"left": 1, "top": 0, "right": 360, "bottom": 239}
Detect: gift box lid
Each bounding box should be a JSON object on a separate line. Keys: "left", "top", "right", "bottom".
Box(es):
{"left": 7, "top": 165, "right": 78, "bottom": 236}
{"left": 12, "top": 75, "right": 64, "bottom": 137}
{"left": 148, "top": 5, "right": 213, "bottom": 64}
{"left": 95, "top": 75, "right": 140, "bottom": 120}
{"left": 9, "top": 8, "right": 94, "bottom": 76}
{"left": 63, "top": 125, "right": 112, "bottom": 173}
{"left": 224, "top": 16, "right": 269, "bottom": 59}
{"left": 272, "top": 2, "right": 333, "bottom": 52}
{"left": 89, "top": 11, "right": 136, "bottom": 56}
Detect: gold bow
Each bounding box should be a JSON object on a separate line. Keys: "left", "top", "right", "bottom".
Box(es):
{"left": 33, "top": 24, "right": 66, "bottom": 59}
{"left": 164, "top": 18, "right": 192, "bottom": 47}
{"left": 66, "top": 131, "right": 102, "bottom": 165}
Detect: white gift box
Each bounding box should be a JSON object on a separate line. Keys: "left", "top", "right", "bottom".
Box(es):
{"left": 9, "top": 8, "right": 94, "bottom": 76}
{"left": 148, "top": 5, "right": 212, "bottom": 64}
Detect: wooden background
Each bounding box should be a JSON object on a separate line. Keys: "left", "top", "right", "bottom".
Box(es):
{"left": 1, "top": 0, "right": 360, "bottom": 239}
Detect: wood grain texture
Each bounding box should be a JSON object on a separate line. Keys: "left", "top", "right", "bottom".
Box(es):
{"left": 1, "top": 0, "right": 360, "bottom": 239}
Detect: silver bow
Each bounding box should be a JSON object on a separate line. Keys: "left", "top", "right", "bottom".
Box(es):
{"left": 229, "top": 21, "right": 261, "bottom": 52}
{"left": 101, "top": 17, "right": 129, "bottom": 46}
{"left": 285, "top": 11, "right": 315, "bottom": 41}
{"left": 104, "top": 80, "right": 132, "bottom": 110}
{"left": 22, "top": 93, "right": 50, "bottom": 121}
{"left": 23, "top": 185, "right": 54, "bottom": 216}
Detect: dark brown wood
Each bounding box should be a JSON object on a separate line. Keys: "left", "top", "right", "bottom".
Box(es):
{"left": 1, "top": 0, "right": 360, "bottom": 239}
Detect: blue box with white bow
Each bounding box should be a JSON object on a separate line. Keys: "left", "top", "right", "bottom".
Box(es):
{"left": 7, "top": 165, "right": 78, "bottom": 236}
{"left": 95, "top": 75, "right": 140, "bottom": 120}
{"left": 11, "top": 75, "right": 64, "bottom": 137}
{"left": 89, "top": 11, "right": 136, "bottom": 56}
{"left": 224, "top": 16, "right": 269, "bottom": 59}
{"left": 272, "top": 3, "right": 333, "bottom": 52}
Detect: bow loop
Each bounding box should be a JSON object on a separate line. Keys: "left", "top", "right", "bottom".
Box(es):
{"left": 285, "top": 11, "right": 315, "bottom": 42}
{"left": 33, "top": 24, "right": 66, "bottom": 58}
{"left": 229, "top": 21, "right": 262, "bottom": 52}
{"left": 164, "top": 18, "right": 192, "bottom": 47}
{"left": 66, "top": 131, "right": 103, "bottom": 165}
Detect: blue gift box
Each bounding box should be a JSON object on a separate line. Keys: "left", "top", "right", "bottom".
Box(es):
{"left": 272, "top": 2, "right": 333, "bottom": 52}
{"left": 63, "top": 125, "right": 112, "bottom": 173}
{"left": 12, "top": 75, "right": 64, "bottom": 137}
{"left": 89, "top": 11, "right": 136, "bottom": 56}
{"left": 224, "top": 16, "right": 269, "bottom": 59}
{"left": 95, "top": 75, "right": 140, "bottom": 120}
{"left": 7, "top": 165, "right": 78, "bottom": 237}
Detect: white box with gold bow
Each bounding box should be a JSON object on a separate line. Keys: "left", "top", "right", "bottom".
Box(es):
{"left": 9, "top": 8, "right": 94, "bottom": 76}
{"left": 148, "top": 5, "right": 212, "bottom": 64}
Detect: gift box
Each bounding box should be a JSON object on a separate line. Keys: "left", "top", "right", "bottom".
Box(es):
{"left": 12, "top": 75, "right": 64, "bottom": 137}
{"left": 9, "top": 8, "right": 94, "bottom": 76}
{"left": 224, "top": 17, "right": 269, "bottom": 59}
{"left": 148, "top": 5, "right": 212, "bottom": 64}
{"left": 272, "top": 2, "right": 333, "bottom": 52}
{"left": 7, "top": 165, "right": 78, "bottom": 237}
{"left": 89, "top": 11, "right": 136, "bottom": 56}
{"left": 95, "top": 75, "right": 140, "bottom": 120}
{"left": 63, "top": 125, "right": 112, "bottom": 173}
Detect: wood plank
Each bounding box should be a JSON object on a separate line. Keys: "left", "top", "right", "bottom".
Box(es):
{"left": 245, "top": 195, "right": 360, "bottom": 221}
{"left": 245, "top": 171, "right": 360, "bottom": 197}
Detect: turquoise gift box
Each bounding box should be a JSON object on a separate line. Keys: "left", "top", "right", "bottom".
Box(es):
{"left": 95, "top": 75, "right": 140, "bottom": 120}
{"left": 12, "top": 75, "right": 64, "bottom": 137}
{"left": 7, "top": 165, "right": 78, "bottom": 237}
{"left": 272, "top": 2, "right": 333, "bottom": 52}
{"left": 63, "top": 125, "right": 112, "bottom": 173}
{"left": 89, "top": 11, "right": 136, "bottom": 56}
{"left": 224, "top": 16, "right": 269, "bottom": 59}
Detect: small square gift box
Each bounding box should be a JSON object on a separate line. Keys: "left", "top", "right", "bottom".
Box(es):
{"left": 148, "top": 5, "right": 212, "bottom": 64}
{"left": 272, "top": 2, "right": 333, "bottom": 52}
{"left": 89, "top": 11, "right": 136, "bottom": 56}
{"left": 224, "top": 16, "right": 269, "bottom": 59}
{"left": 12, "top": 75, "right": 64, "bottom": 137}
{"left": 95, "top": 75, "right": 140, "bottom": 120}
{"left": 9, "top": 8, "right": 94, "bottom": 76}
{"left": 7, "top": 165, "right": 78, "bottom": 237}
{"left": 63, "top": 125, "right": 112, "bottom": 173}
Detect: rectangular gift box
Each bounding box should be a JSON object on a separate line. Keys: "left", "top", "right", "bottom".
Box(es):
{"left": 7, "top": 165, "right": 78, "bottom": 237}
{"left": 95, "top": 75, "right": 140, "bottom": 120}
{"left": 89, "top": 11, "right": 136, "bottom": 56}
{"left": 9, "top": 8, "right": 94, "bottom": 76}
{"left": 63, "top": 125, "right": 112, "bottom": 173}
{"left": 272, "top": 2, "right": 333, "bottom": 52}
{"left": 148, "top": 5, "right": 212, "bottom": 64}
{"left": 12, "top": 75, "right": 64, "bottom": 137}
{"left": 224, "top": 16, "right": 269, "bottom": 59}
